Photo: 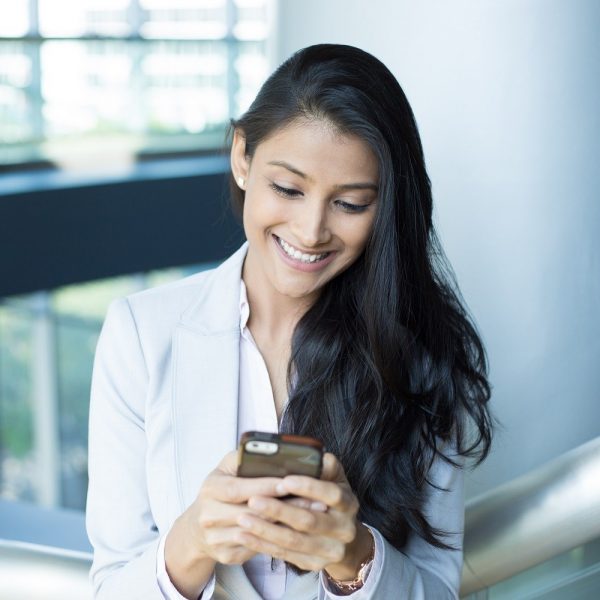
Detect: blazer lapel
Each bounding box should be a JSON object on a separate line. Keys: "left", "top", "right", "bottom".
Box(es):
{"left": 171, "top": 243, "right": 248, "bottom": 512}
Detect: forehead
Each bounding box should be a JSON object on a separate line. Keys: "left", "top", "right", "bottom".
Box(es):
{"left": 253, "top": 119, "right": 379, "bottom": 184}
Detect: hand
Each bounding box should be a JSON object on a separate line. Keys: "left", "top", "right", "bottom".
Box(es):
{"left": 235, "top": 452, "right": 374, "bottom": 580}
{"left": 164, "top": 450, "right": 286, "bottom": 598}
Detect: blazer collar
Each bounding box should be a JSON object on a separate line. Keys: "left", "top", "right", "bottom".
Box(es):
{"left": 180, "top": 242, "right": 249, "bottom": 335}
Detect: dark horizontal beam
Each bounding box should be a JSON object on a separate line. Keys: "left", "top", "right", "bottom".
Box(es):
{"left": 0, "top": 159, "right": 245, "bottom": 297}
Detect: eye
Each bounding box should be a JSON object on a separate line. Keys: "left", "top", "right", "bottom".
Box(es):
{"left": 269, "top": 182, "right": 302, "bottom": 198}
{"left": 335, "top": 199, "right": 370, "bottom": 214}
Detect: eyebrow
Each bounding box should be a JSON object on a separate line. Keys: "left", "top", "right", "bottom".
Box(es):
{"left": 267, "top": 160, "right": 378, "bottom": 192}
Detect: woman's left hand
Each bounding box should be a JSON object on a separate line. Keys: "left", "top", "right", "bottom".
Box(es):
{"left": 236, "top": 452, "right": 374, "bottom": 580}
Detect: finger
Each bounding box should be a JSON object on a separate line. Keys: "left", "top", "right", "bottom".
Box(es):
{"left": 237, "top": 519, "right": 346, "bottom": 569}
{"left": 319, "top": 452, "right": 347, "bottom": 483}
{"left": 194, "top": 498, "right": 275, "bottom": 529}
{"left": 203, "top": 525, "right": 248, "bottom": 547}
{"left": 203, "top": 473, "right": 285, "bottom": 503}
{"left": 247, "top": 496, "right": 356, "bottom": 543}
{"left": 284, "top": 497, "right": 328, "bottom": 512}
{"left": 201, "top": 527, "right": 256, "bottom": 564}
{"left": 248, "top": 496, "right": 323, "bottom": 532}
{"left": 280, "top": 477, "right": 357, "bottom": 513}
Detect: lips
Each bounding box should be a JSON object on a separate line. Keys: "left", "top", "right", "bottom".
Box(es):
{"left": 274, "top": 235, "right": 331, "bottom": 264}
{"left": 271, "top": 234, "right": 337, "bottom": 273}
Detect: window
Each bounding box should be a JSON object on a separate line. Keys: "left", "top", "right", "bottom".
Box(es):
{"left": 0, "top": 0, "right": 272, "bottom": 171}
{"left": 0, "top": 262, "right": 217, "bottom": 510}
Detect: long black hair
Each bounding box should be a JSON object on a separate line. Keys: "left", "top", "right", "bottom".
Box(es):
{"left": 229, "top": 44, "right": 493, "bottom": 551}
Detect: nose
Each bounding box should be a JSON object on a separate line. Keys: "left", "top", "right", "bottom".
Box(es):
{"left": 290, "top": 199, "right": 332, "bottom": 248}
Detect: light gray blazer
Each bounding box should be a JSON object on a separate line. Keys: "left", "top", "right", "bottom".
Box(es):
{"left": 86, "top": 243, "right": 464, "bottom": 599}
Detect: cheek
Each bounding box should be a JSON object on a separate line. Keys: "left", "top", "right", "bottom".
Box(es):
{"left": 243, "top": 192, "right": 285, "bottom": 233}
{"left": 342, "top": 219, "right": 374, "bottom": 253}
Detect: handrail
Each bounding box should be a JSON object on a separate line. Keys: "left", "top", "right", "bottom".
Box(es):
{"left": 2, "top": 437, "right": 600, "bottom": 598}
{"left": 0, "top": 539, "right": 92, "bottom": 599}
{"left": 460, "top": 436, "right": 600, "bottom": 596}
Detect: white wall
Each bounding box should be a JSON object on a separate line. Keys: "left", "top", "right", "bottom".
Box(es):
{"left": 275, "top": 0, "right": 600, "bottom": 498}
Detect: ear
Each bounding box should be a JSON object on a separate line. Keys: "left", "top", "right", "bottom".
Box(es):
{"left": 230, "top": 129, "right": 250, "bottom": 190}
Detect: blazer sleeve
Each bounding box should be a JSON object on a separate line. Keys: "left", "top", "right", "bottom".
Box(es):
{"left": 86, "top": 297, "right": 166, "bottom": 599}
{"left": 319, "top": 450, "right": 464, "bottom": 600}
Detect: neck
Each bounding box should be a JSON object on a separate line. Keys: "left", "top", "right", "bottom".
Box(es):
{"left": 242, "top": 250, "right": 316, "bottom": 340}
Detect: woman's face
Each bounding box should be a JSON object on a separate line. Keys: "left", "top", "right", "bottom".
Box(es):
{"left": 232, "top": 119, "right": 379, "bottom": 304}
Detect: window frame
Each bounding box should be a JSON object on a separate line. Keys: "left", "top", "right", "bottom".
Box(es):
{"left": 0, "top": 0, "right": 276, "bottom": 172}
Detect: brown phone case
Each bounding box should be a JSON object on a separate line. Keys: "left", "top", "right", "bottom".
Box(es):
{"left": 237, "top": 431, "right": 323, "bottom": 478}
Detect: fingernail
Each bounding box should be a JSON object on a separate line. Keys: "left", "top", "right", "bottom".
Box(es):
{"left": 249, "top": 497, "right": 266, "bottom": 510}
{"left": 238, "top": 515, "right": 253, "bottom": 528}
{"left": 276, "top": 482, "right": 287, "bottom": 495}
{"left": 310, "top": 501, "right": 328, "bottom": 512}
{"left": 284, "top": 477, "right": 300, "bottom": 491}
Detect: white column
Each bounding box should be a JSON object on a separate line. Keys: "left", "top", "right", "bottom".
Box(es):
{"left": 31, "top": 292, "right": 60, "bottom": 508}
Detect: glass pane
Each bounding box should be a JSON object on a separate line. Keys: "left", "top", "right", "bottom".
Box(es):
{"left": 0, "top": 263, "right": 212, "bottom": 510}
{"left": 41, "top": 40, "right": 134, "bottom": 137}
{"left": 140, "top": 0, "right": 227, "bottom": 39}
{"left": 235, "top": 42, "right": 268, "bottom": 116}
{"left": 234, "top": 0, "right": 269, "bottom": 41}
{"left": 0, "top": 42, "right": 36, "bottom": 153}
{"left": 56, "top": 316, "right": 100, "bottom": 510}
{"left": 0, "top": 0, "right": 30, "bottom": 37}
{"left": 142, "top": 41, "right": 228, "bottom": 133}
{"left": 1, "top": 1, "right": 272, "bottom": 168}
{"left": 0, "top": 304, "right": 36, "bottom": 502}
{"left": 39, "top": 0, "right": 133, "bottom": 38}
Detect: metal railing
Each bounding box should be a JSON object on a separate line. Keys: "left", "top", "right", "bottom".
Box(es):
{"left": 0, "top": 540, "right": 92, "bottom": 600}
{"left": 461, "top": 436, "right": 600, "bottom": 596}
{"left": 1, "top": 437, "right": 600, "bottom": 598}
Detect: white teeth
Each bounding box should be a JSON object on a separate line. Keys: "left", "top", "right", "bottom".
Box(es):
{"left": 276, "top": 236, "right": 329, "bottom": 264}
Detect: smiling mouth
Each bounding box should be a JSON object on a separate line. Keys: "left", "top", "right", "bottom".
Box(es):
{"left": 273, "top": 235, "right": 331, "bottom": 264}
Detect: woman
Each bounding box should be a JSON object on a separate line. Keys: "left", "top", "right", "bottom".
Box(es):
{"left": 86, "top": 44, "right": 492, "bottom": 599}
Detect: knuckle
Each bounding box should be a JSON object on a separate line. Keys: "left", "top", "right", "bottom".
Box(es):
{"left": 309, "top": 557, "right": 326, "bottom": 571}
{"left": 264, "top": 498, "right": 280, "bottom": 517}
{"left": 233, "top": 529, "right": 248, "bottom": 546}
{"left": 330, "top": 486, "right": 343, "bottom": 505}
{"left": 340, "top": 522, "right": 356, "bottom": 543}
{"left": 199, "top": 480, "right": 214, "bottom": 499}
{"left": 329, "top": 542, "right": 346, "bottom": 563}
{"left": 214, "top": 549, "right": 231, "bottom": 563}
{"left": 224, "top": 482, "right": 241, "bottom": 503}
{"left": 198, "top": 513, "right": 216, "bottom": 529}
{"left": 230, "top": 547, "right": 249, "bottom": 564}
{"left": 284, "top": 529, "right": 303, "bottom": 548}
{"left": 299, "top": 511, "right": 318, "bottom": 532}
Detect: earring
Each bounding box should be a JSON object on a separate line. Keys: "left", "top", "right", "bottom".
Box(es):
{"left": 237, "top": 176, "right": 245, "bottom": 188}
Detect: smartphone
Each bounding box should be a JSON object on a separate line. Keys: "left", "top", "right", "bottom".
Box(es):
{"left": 237, "top": 431, "right": 323, "bottom": 478}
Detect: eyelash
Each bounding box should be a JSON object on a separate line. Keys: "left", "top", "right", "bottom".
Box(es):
{"left": 268, "top": 182, "right": 370, "bottom": 214}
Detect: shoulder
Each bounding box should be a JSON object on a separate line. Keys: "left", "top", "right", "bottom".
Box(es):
{"left": 124, "top": 266, "right": 215, "bottom": 324}
{"left": 122, "top": 242, "right": 247, "bottom": 329}
{"left": 100, "top": 243, "right": 247, "bottom": 360}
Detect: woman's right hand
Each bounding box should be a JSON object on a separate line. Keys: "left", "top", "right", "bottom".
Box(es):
{"left": 164, "top": 450, "right": 285, "bottom": 599}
